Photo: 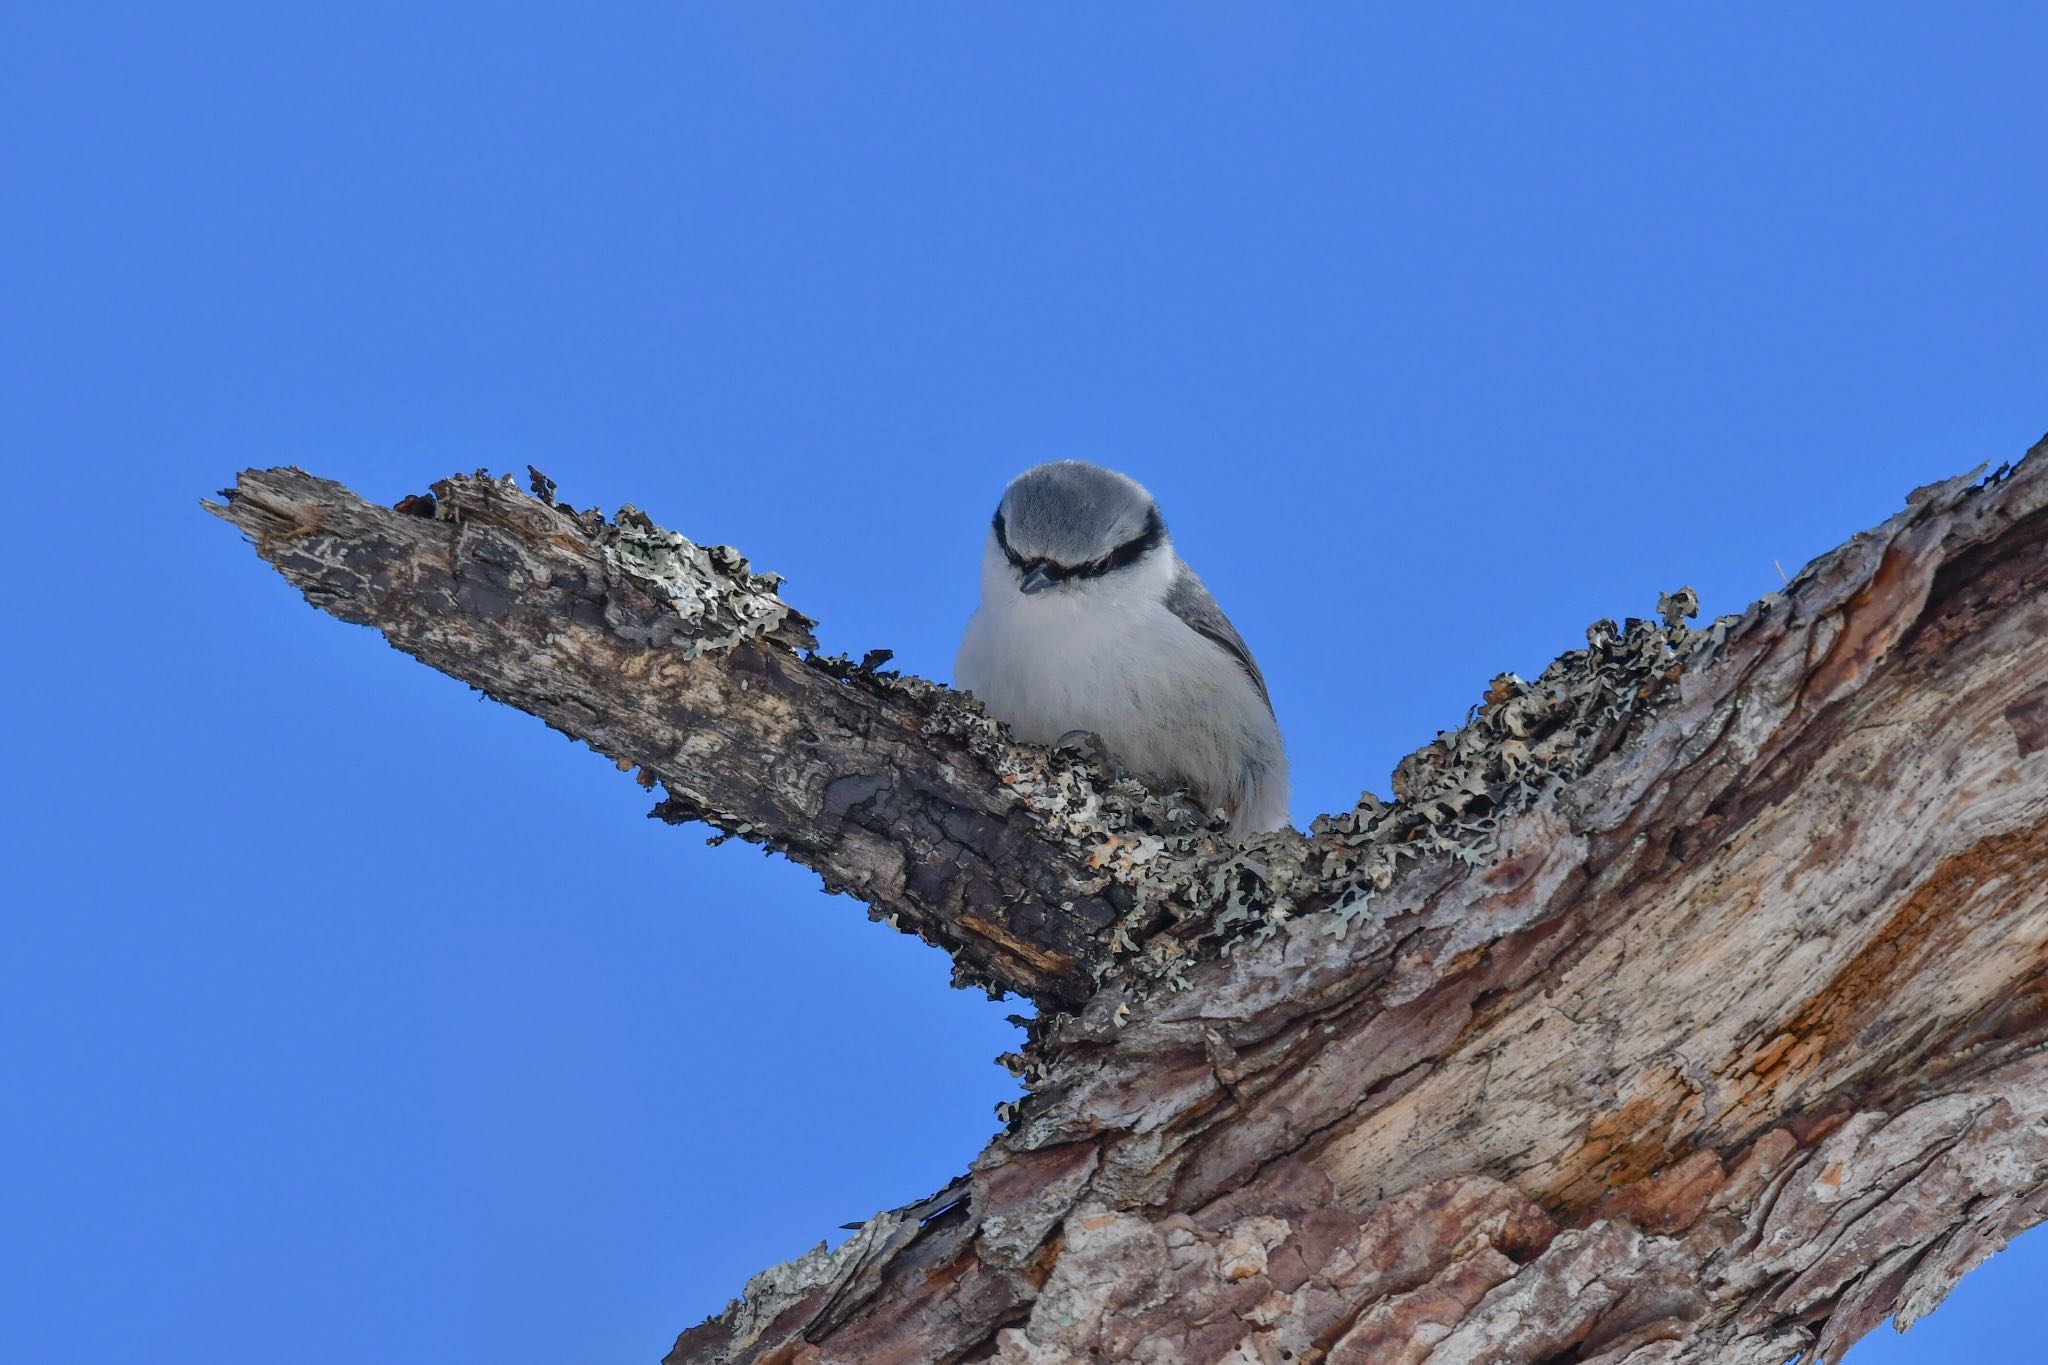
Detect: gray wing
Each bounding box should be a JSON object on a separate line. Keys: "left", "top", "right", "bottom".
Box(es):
{"left": 1165, "top": 560, "right": 1275, "bottom": 714}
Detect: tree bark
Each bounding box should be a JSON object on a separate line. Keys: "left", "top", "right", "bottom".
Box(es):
{"left": 209, "top": 441, "right": 2048, "bottom": 1365}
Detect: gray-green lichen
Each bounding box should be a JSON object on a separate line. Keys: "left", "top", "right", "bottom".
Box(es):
{"left": 1309, "top": 600, "right": 1706, "bottom": 937}
{"left": 599, "top": 505, "right": 806, "bottom": 657}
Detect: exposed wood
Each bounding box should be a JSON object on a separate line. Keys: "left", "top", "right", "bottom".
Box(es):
{"left": 211, "top": 440, "right": 2048, "bottom": 1363}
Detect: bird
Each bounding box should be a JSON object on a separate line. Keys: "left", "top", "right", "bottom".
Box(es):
{"left": 954, "top": 460, "right": 1290, "bottom": 834}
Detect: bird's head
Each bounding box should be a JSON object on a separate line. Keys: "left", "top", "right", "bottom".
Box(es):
{"left": 988, "top": 461, "right": 1167, "bottom": 597}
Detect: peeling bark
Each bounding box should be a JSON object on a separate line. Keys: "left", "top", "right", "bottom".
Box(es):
{"left": 210, "top": 440, "right": 2048, "bottom": 1364}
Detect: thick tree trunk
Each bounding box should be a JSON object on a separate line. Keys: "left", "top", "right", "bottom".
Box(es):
{"left": 209, "top": 441, "right": 2048, "bottom": 1365}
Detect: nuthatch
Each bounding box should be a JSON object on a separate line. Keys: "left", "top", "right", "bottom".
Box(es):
{"left": 955, "top": 461, "right": 1290, "bottom": 834}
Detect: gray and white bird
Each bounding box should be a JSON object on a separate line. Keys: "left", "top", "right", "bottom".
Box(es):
{"left": 954, "top": 461, "right": 1290, "bottom": 834}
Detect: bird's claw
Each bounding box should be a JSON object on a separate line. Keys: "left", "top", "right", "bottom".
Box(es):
{"left": 1053, "top": 729, "right": 1125, "bottom": 781}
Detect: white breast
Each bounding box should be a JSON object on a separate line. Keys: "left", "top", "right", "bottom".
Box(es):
{"left": 954, "top": 535, "right": 1290, "bottom": 832}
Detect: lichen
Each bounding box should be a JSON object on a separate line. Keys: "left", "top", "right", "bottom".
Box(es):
{"left": 597, "top": 504, "right": 806, "bottom": 657}
{"left": 1307, "top": 598, "right": 1709, "bottom": 939}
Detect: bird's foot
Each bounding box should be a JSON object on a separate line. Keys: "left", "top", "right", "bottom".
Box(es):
{"left": 1053, "top": 729, "right": 1126, "bottom": 782}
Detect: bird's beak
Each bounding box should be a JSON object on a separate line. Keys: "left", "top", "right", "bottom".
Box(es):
{"left": 1019, "top": 565, "right": 1058, "bottom": 595}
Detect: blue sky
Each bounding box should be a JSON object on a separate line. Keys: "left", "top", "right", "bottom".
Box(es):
{"left": 2, "top": 5, "right": 2043, "bottom": 1362}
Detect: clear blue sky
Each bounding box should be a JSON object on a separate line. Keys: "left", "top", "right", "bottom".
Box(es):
{"left": 3, "top": 5, "right": 2043, "bottom": 1362}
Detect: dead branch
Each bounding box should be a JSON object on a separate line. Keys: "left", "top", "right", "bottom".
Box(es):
{"left": 211, "top": 440, "right": 2048, "bottom": 1364}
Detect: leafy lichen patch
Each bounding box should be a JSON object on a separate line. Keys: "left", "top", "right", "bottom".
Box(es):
{"left": 421, "top": 469, "right": 816, "bottom": 656}
{"left": 1309, "top": 600, "right": 1708, "bottom": 939}
{"left": 598, "top": 505, "right": 806, "bottom": 658}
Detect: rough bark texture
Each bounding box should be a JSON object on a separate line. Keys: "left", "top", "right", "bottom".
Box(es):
{"left": 209, "top": 440, "right": 2048, "bottom": 1365}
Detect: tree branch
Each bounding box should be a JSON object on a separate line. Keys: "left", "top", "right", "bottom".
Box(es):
{"left": 207, "top": 467, "right": 1153, "bottom": 1008}
{"left": 211, "top": 441, "right": 2048, "bottom": 1363}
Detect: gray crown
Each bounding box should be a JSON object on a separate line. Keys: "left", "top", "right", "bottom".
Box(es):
{"left": 996, "top": 461, "right": 1161, "bottom": 570}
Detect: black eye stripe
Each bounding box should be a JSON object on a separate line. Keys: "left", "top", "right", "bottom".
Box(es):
{"left": 991, "top": 505, "right": 1164, "bottom": 582}
{"left": 1079, "top": 507, "right": 1165, "bottom": 580}
{"left": 991, "top": 507, "right": 1027, "bottom": 569}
